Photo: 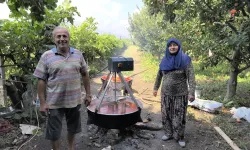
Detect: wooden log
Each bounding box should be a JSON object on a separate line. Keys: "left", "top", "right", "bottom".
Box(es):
{"left": 214, "top": 126, "right": 241, "bottom": 150}
{"left": 142, "top": 97, "right": 161, "bottom": 103}
{"left": 140, "top": 98, "right": 154, "bottom": 105}
{"left": 134, "top": 122, "right": 162, "bottom": 131}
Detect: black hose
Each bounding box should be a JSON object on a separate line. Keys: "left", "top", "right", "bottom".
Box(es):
{"left": 89, "top": 66, "right": 108, "bottom": 79}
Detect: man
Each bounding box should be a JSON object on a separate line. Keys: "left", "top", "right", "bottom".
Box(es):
{"left": 33, "top": 26, "right": 91, "bottom": 150}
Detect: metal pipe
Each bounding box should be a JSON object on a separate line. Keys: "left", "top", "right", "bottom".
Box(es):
{"left": 117, "top": 72, "right": 141, "bottom": 108}
{"left": 114, "top": 72, "right": 117, "bottom": 102}
{"left": 95, "top": 73, "right": 113, "bottom": 112}
{"left": 97, "top": 72, "right": 111, "bottom": 98}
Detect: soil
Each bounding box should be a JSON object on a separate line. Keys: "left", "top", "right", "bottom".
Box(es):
{"left": 1, "top": 46, "right": 232, "bottom": 150}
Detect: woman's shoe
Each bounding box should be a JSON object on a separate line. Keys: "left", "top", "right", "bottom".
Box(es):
{"left": 161, "top": 135, "right": 171, "bottom": 141}
{"left": 178, "top": 140, "right": 186, "bottom": 147}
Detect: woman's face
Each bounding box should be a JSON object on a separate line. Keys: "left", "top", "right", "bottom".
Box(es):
{"left": 168, "top": 42, "right": 179, "bottom": 54}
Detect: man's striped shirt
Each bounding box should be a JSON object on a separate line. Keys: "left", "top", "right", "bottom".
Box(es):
{"left": 33, "top": 47, "right": 87, "bottom": 109}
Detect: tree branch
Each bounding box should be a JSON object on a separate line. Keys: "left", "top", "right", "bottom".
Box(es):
{"left": 214, "top": 52, "right": 233, "bottom": 62}
{"left": 220, "top": 54, "right": 233, "bottom": 62}
{"left": 8, "top": 54, "right": 17, "bottom": 65}
{"left": 0, "top": 64, "right": 19, "bottom": 67}
{"left": 0, "top": 54, "right": 11, "bottom": 57}
{"left": 241, "top": 8, "right": 249, "bottom": 17}
{"left": 204, "top": 2, "right": 214, "bottom": 12}
{"left": 0, "top": 52, "right": 20, "bottom": 67}
{"left": 202, "top": 1, "right": 224, "bottom": 22}
{"left": 239, "top": 64, "right": 250, "bottom": 73}
{"left": 225, "top": 21, "right": 239, "bottom": 34}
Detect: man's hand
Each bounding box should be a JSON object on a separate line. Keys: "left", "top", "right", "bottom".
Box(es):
{"left": 188, "top": 95, "right": 195, "bottom": 102}
{"left": 84, "top": 95, "right": 92, "bottom": 107}
{"left": 153, "top": 90, "right": 158, "bottom": 97}
{"left": 40, "top": 103, "right": 49, "bottom": 115}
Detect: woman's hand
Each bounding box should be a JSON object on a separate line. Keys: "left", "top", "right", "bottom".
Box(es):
{"left": 188, "top": 95, "right": 195, "bottom": 102}
{"left": 153, "top": 90, "right": 158, "bottom": 97}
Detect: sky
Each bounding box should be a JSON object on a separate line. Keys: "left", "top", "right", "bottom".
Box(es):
{"left": 0, "top": 0, "right": 143, "bottom": 38}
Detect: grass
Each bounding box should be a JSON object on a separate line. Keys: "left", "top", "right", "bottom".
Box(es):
{"left": 121, "top": 45, "right": 136, "bottom": 77}
{"left": 193, "top": 61, "right": 250, "bottom": 107}
{"left": 140, "top": 52, "right": 159, "bottom": 82}
{"left": 187, "top": 108, "right": 250, "bottom": 149}
{"left": 212, "top": 113, "right": 250, "bottom": 149}
{"left": 119, "top": 45, "right": 137, "bottom": 77}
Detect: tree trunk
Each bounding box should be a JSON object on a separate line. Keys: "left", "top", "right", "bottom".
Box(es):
{"left": 225, "top": 70, "right": 239, "bottom": 100}
{"left": 224, "top": 46, "right": 241, "bottom": 101}
{"left": 157, "top": 51, "right": 161, "bottom": 60}
{"left": 5, "top": 81, "right": 23, "bottom": 109}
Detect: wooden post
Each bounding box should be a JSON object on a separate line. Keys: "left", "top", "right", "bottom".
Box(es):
{"left": 214, "top": 126, "right": 241, "bottom": 150}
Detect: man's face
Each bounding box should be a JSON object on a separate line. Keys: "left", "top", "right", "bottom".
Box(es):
{"left": 53, "top": 29, "right": 70, "bottom": 49}
{"left": 168, "top": 42, "right": 179, "bottom": 54}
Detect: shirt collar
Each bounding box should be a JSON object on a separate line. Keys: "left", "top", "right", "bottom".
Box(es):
{"left": 52, "top": 47, "right": 74, "bottom": 54}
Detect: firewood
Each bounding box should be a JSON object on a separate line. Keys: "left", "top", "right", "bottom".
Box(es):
{"left": 134, "top": 122, "right": 162, "bottom": 131}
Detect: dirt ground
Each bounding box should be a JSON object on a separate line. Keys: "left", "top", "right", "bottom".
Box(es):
{"left": 1, "top": 46, "right": 233, "bottom": 150}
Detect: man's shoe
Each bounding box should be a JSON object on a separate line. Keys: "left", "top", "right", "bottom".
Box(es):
{"left": 161, "top": 135, "right": 171, "bottom": 141}
{"left": 178, "top": 140, "right": 186, "bottom": 147}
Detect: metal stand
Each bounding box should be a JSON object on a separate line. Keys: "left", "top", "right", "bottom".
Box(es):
{"left": 95, "top": 71, "right": 141, "bottom": 112}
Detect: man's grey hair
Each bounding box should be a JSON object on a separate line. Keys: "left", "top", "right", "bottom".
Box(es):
{"left": 52, "top": 26, "right": 70, "bottom": 37}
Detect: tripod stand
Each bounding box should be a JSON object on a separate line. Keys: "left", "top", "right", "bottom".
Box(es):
{"left": 95, "top": 71, "right": 141, "bottom": 113}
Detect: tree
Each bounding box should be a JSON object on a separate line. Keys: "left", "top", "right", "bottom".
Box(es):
{"left": 143, "top": 0, "right": 250, "bottom": 100}
{"left": 128, "top": 6, "right": 206, "bottom": 59}
{"left": 68, "top": 17, "right": 123, "bottom": 67}
{"left": 128, "top": 7, "right": 169, "bottom": 59}
{"left": 0, "top": 0, "right": 123, "bottom": 78}
{"left": 0, "top": 0, "right": 58, "bottom": 21}
{"left": 0, "top": 0, "right": 79, "bottom": 76}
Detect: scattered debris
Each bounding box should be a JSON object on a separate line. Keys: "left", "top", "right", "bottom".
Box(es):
{"left": 135, "top": 130, "right": 154, "bottom": 140}
{"left": 86, "top": 123, "right": 157, "bottom": 149}
{"left": 19, "top": 124, "right": 40, "bottom": 135}
{"left": 0, "top": 107, "right": 20, "bottom": 118}
{"left": 102, "top": 145, "right": 112, "bottom": 150}
{"left": 0, "top": 118, "right": 12, "bottom": 134}
{"left": 0, "top": 124, "right": 22, "bottom": 148}
{"left": 142, "top": 113, "right": 151, "bottom": 123}
{"left": 12, "top": 135, "right": 28, "bottom": 145}
{"left": 162, "top": 145, "right": 167, "bottom": 150}
{"left": 1, "top": 146, "right": 18, "bottom": 150}
{"left": 142, "top": 118, "right": 151, "bottom": 123}
{"left": 93, "top": 142, "right": 101, "bottom": 148}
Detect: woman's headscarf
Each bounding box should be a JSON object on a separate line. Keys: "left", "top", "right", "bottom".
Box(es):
{"left": 159, "top": 38, "right": 191, "bottom": 71}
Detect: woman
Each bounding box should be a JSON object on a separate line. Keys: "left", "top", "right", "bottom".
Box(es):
{"left": 153, "top": 38, "right": 196, "bottom": 147}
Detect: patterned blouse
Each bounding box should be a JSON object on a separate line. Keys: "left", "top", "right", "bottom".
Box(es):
{"left": 154, "top": 62, "right": 196, "bottom": 96}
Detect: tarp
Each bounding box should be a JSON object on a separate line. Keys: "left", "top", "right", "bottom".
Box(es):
{"left": 188, "top": 98, "right": 223, "bottom": 113}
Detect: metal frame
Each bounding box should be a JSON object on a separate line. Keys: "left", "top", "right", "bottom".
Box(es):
{"left": 95, "top": 71, "right": 141, "bottom": 113}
